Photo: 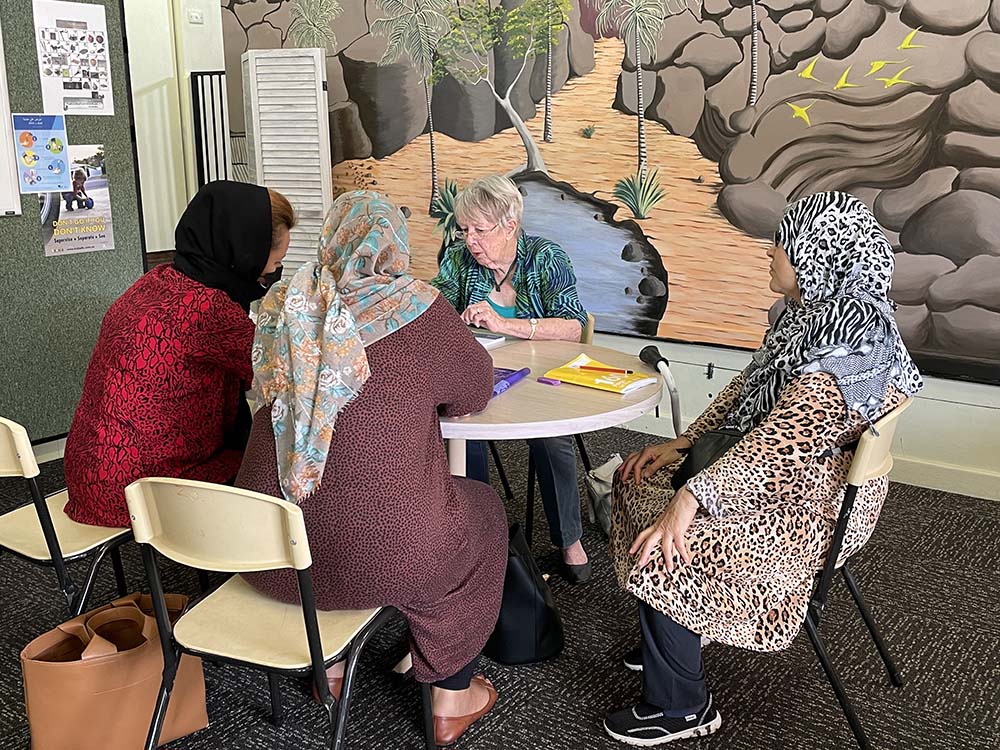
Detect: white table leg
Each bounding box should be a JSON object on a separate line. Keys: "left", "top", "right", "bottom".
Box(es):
{"left": 447, "top": 438, "right": 467, "bottom": 477}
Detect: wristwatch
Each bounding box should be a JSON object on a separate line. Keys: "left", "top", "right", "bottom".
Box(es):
{"left": 528, "top": 318, "right": 539, "bottom": 340}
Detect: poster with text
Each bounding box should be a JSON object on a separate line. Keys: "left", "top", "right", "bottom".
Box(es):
{"left": 33, "top": 0, "right": 114, "bottom": 116}
{"left": 12, "top": 114, "right": 71, "bottom": 194}
{"left": 40, "top": 144, "right": 114, "bottom": 256}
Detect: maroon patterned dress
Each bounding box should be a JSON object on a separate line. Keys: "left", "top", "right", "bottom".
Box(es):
{"left": 237, "top": 296, "right": 508, "bottom": 683}
{"left": 64, "top": 264, "right": 255, "bottom": 527}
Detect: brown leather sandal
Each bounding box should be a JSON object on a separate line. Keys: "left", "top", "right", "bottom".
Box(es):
{"left": 433, "top": 675, "right": 498, "bottom": 747}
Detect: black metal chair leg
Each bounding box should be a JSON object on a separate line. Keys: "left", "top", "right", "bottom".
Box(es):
{"left": 332, "top": 643, "right": 366, "bottom": 750}
{"left": 144, "top": 680, "right": 173, "bottom": 750}
{"left": 197, "top": 569, "right": 210, "bottom": 593}
{"left": 268, "top": 672, "right": 284, "bottom": 727}
{"left": 804, "top": 612, "right": 871, "bottom": 750}
{"left": 525, "top": 452, "right": 537, "bottom": 547}
{"left": 841, "top": 564, "right": 903, "bottom": 688}
{"left": 72, "top": 543, "right": 115, "bottom": 615}
{"left": 111, "top": 546, "right": 128, "bottom": 596}
{"left": 487, "top": 441, "right": 515, "bottom": 503}
{"left": 574, "top": 433, "right": 593, "bottom": 473}
{"left": 421, "top": 682, "right": 436, "bottom": 750}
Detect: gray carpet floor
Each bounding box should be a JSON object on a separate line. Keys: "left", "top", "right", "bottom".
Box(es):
{"left": 1, "top": 427, "right": 998, "bottom": 750}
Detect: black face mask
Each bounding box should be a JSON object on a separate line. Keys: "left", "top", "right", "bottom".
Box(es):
{"left": 259, "top": 266, "right": 284, "bottom": 290}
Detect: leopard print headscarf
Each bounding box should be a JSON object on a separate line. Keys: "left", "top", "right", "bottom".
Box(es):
{"left": 726, "top": 191, "right": 923, "bottom": 432}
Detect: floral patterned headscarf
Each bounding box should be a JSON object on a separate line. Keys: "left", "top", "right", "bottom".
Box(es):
{"left": 253, "top": 191, "right": 438, "bottom": 503}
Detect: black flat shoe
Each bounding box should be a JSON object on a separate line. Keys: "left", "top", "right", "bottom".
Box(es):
{"left": 561, "top": 559, "right": 592, "bottom": 584}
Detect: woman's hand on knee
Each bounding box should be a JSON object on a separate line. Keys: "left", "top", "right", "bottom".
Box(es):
{"left": 629, "top": 487, "right": 698, "bottom": 572}
{"left": 618, "top": 437, "right": 692, "bottom": 485}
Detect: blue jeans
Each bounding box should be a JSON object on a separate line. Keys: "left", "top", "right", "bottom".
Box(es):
{"left": 466, "top": 436, "right": 583, "bottom": 549}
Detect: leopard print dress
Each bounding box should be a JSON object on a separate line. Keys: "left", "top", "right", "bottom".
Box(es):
{"left": 609, "top": 370, "right": 904, "bottom": 652}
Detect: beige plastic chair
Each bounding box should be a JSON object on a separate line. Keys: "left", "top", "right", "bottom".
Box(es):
{"left": 803, "top": 398, "right": 912, "bottom": 750}
{"left": 125, "top": 477, "right": 435, "bottom": 750}
{"left": 0, "top": 417, "right": 131, "bottom": 615}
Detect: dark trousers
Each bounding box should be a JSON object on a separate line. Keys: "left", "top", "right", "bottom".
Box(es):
{"left": 433, "top": 655, "right": 480, "bottom": 690}
{"left": 640, "top": 601, "right": 708, "bottom": 717}
{"left": 466, "top": 437, "right": 583, "bottom": 548}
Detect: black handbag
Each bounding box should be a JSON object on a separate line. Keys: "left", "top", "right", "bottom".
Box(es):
{"left": 671, "top": 427, "right": 746, "bottom": 492}
{"left": 483, "top": 523, "right": 564, "bottom": 665}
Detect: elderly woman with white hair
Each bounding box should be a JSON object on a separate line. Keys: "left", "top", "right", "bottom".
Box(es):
{"left": 431, "top": 174, "right": 593, "bottom": 583}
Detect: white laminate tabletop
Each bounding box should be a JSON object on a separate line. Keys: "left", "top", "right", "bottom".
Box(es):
{"left": 439, "top": 340, "right": 662, "bottom": 440}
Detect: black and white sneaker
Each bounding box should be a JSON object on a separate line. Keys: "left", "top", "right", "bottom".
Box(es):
{"left": 604, "top": 694, "right": 722, "bottom": 746}
{"left": 623, "top": 646, "right": 643, "bottom": 672}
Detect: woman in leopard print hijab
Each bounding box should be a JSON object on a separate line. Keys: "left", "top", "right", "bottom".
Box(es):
{"left": 603, "top": 192, "right": 921, "bottom": 746}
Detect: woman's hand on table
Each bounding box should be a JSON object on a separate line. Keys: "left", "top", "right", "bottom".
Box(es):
{"left": 461, "top": 301, "right": 506, "bottom": 333}
{"left": 619, "top": 436, "right": 692, "bottom": 485}
{"left": 630, "top": 486, "right": 698, "bottom": 572}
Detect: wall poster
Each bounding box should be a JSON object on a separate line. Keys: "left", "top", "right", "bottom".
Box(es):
{"left": 40, "top": 143, "right": 114, "bottom": 256}
{"left": 11, "top": 113, "right": 71, "bottom": 194}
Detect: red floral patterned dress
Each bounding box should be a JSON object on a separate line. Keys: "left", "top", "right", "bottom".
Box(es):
{"left": 64, "top": 264, "right": 255, "bottom": 527}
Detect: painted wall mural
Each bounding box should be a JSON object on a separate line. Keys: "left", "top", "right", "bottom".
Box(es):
{"left": 222, "top": 0, "right": 1000, "bottom": 383}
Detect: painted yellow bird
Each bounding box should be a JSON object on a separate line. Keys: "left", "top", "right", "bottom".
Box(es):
{"left": 798, "top": 56, "right": 823, "bottom": 82}
{"left": 834, "top": 66, "right": 861, "bottom": 90}
{"left": 864, "top": 60, "right": 907, "bottom": 77}
{"left": 898, "top": 27, "right": 925, "bottom": 50}
{"left": 787, "top": 101, "right": 815, "bottom": 127}
{"left": 876, "top": 66, "right": 916, "bottom": 88}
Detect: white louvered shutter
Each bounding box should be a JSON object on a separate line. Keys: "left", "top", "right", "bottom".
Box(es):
{"left": 241, "top": 48, "right": 333, "bottom": 274}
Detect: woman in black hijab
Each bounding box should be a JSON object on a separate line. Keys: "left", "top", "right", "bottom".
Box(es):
{"left": 64, "top": 181, "right": 296, "bottom": 528}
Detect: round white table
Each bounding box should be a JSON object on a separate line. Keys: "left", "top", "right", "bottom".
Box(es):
{"left": 440, "top": 340, "right": 662, "bottom": 475}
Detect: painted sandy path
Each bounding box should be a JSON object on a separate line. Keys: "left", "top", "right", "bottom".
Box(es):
{"left": 333, "top": 39, "right": 776, "bottom": 349}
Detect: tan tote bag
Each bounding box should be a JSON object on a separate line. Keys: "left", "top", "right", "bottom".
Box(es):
{"left": 21, "top": 592, "right": 208, "bottom": 749}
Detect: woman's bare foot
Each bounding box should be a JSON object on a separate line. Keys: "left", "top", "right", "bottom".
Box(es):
{"left": 562, "top": 539, "right": 588, "bottom": 565}
{"left": 431, "top": 677, "right": 492, "bottom": 717}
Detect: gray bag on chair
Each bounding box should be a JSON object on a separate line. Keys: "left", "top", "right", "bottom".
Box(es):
{"left": 584, "top": 453, "right": 623, "bottom": 538}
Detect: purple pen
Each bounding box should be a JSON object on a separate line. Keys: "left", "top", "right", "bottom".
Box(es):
{"left": 537, "top": 377, "right": 561, "bottom": 386}
{"left": 492, "top": 367, "right": 531, "bottom": 397}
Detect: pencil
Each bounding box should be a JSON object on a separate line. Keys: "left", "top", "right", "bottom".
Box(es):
{"left": 578, "top": 365, "right": 633, "bottom": 374}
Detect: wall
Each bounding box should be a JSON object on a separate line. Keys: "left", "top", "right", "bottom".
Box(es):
{"left": 122, "top": 0, "right": 188, "bottom": 252}
{"left": 124, "top": 0, "right": 225, "bottom": 253}
{"left": 601, "top": 333, "right": 1000, "bottom": 502}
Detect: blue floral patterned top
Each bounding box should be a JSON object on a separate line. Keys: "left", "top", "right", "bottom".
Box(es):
{"left": 431, "top": 232, "right": 589, "bottom": 326}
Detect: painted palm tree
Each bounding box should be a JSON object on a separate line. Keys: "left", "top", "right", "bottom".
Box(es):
{"left": 749, "top": 0, "right": 759, "bottom": 106}
{"left": 288, "top": 0, "right": 342, "bottom": 50}
{"left": 595, "top": 0, "right": 667, "bottom": 179}
{"left": 371, "top": 0, "right": 451, "bottom": 207}
{"left": 437, "top": 0, "right": 566, "bottom": 174}
{"left": 543, "top": 0, "right": 571, "bottom": 142}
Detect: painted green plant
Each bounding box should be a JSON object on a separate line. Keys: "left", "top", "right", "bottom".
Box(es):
{"left": 430, "top": 178, "right": 461, "bottom": 246}
{"left": 371, "top": 0, "right": 451, "bottom": 209}
{"left": 581, "top": 124, "right": 596, "bottom": 138}
{"left": 289, "top": 0, "right": 342, "bottom": 50}
{"left": 613, "top": 168, "right": 665, "bottom": 219}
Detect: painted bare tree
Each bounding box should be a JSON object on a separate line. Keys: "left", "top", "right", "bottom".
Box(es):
{"left": 372, "top": 0, "right": 451, "bottom": 208}
{"left": 436, "top": 0, "right": 566, "bottom": 173}
{"left": 595, "top": 0, "right": 666, "bottom": 180}
{"left": 542, "top": 0, "right": 571, "bottom": 142}
{"left": 749, "top": 0, "right": 759, "bottom": 106}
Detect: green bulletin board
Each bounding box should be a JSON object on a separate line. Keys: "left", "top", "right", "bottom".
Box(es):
{"left": 0, "top": 0, "right": 144, "bottom": 441}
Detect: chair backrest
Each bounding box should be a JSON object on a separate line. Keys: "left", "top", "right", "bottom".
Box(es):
{"left": 125, "top": 477, "right": 312, "bottom": 572}
{"left": 846, "top": 398, "right": 913, "bottom": 486}
{"left": 580, "top": 313, "right": 595, "bottom": 345}
{"left": 0, "top": 417, "right": 41, "bottom": 479}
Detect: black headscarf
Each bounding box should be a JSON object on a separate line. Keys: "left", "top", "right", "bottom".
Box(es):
{"left": 173, "top": 181, "right": 273, "bottom": 311}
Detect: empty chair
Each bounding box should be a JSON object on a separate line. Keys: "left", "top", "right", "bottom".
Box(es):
{"left": 125, "top": 476, "right": 435, "bottom": 750}
{"left": 0, "top": 416, "right": 130, "bottom": 616}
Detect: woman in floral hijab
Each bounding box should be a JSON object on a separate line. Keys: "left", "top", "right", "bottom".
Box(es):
{"left": 237, "top": 191, "right": 506, "bottom": 746}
